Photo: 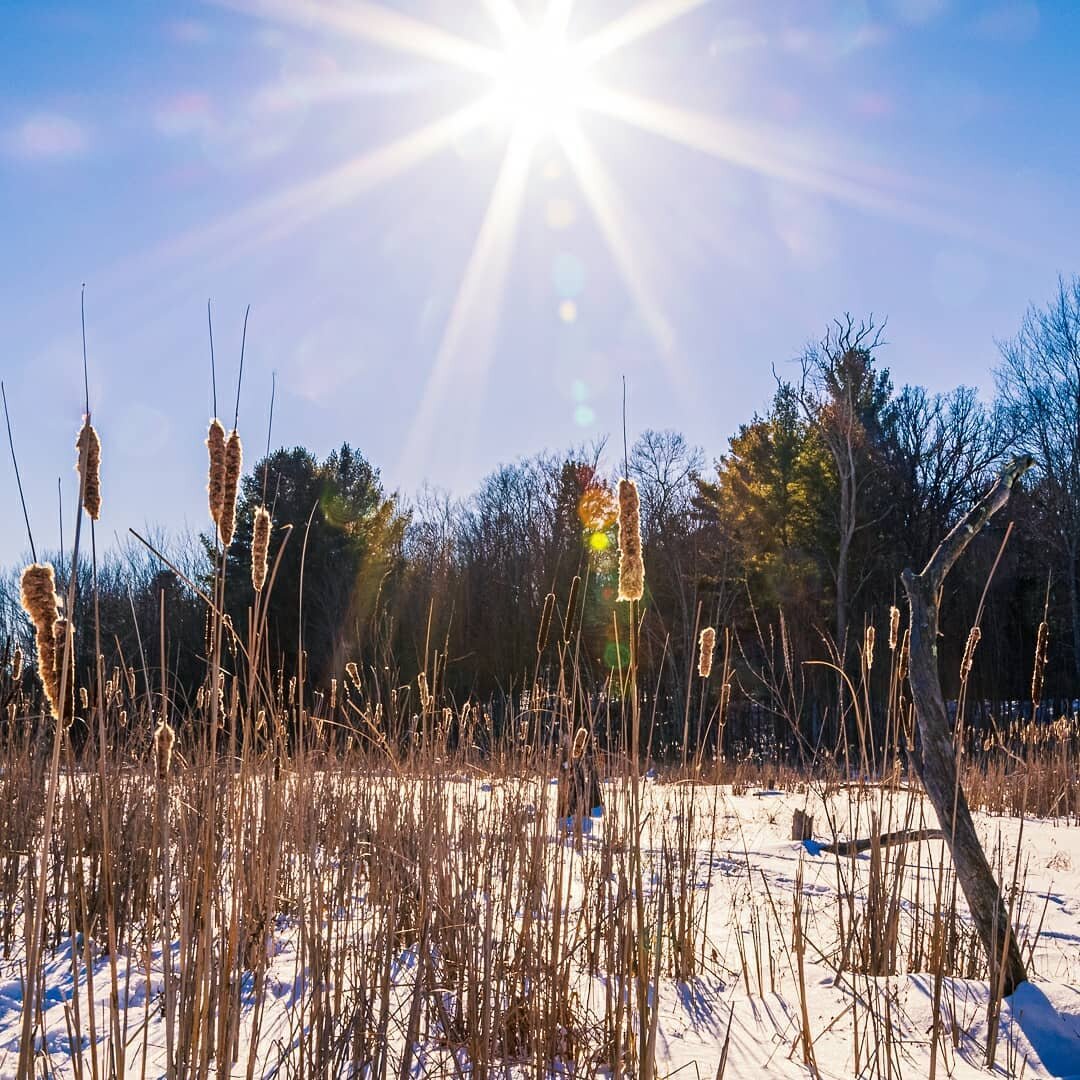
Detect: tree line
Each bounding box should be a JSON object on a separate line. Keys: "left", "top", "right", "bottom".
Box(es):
{"left": 4, "top": 277, "right": 1080, "bottom": 757}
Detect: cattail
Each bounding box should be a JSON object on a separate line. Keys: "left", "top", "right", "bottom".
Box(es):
{"left": 1031, "top": 621, "right": 1049, "bottom": 708}
{"left": 288, "top": 676, "right": 296, "bottom": 705}
{"left": 719, "top": 681, "right": 732, "bottom": 724}
{"left": 52, "top": 618, "right": 75, "bottom": 725}
{"left": 888, "top": 605, "right": 900, "bottom": 652}
{"left": 616, "top": 478, "right": 644, "bottom": 602}
{"left": 960, "top": 625, "right": 981, "bottom": 682}
{"left": 75, "top": 416, "right": 102, "bottom": 520}
{"left": 256, "top": 708, "right": 266, "bottom": 733}
{"left": 898, "top": 629, "right": 910, "bottom": 683}
{"left": 330, "top": 678, "right": 338, "bottom": 710}
{"left": 196, "top": 686, "right": 205, "bottom": 710}
{"left": 698, "top": 626, "right": 716, "bottom": 678}
{"left": 206, "top": 419, "right": 226, "bottom": 525}
{"left": 537, "top": 592, "right": 555, "bottom": 654}
{"left": 251, "top": 506, "right": 271, "bottom": 592}
{"left": 79, "top": 686, "right": 88, "bottom": 710}
{"left": 564, "top": 575, "right": 581, "bottom": 642}
{"left": 346, "top": 661, "right": 362, "bottom": 693}
{"left": 119, "top": 709, "right": 127, "bottom": 728}
{"left": 19, "top": 564, "right": 64, "bottom": 721}
{"left": 154, "top": 720, "right": 176, "bottom": 779}
{"left": 218, "top": 428, "right": 242, "bottom": 547}
{"left": 572, "top": 726, "right": 589, "bottom": 760}
{"left": 864, "top": 625, "right": 876, "bottom": 672}
{"left": 11, "top": 646, "right": 22, "bottom": 682}
{"left": 127, "top": 666, "right": 136, "bottom": 697}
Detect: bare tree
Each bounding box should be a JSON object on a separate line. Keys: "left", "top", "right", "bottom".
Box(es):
{"left": 798, "top": 314, "right": 890, "bottom": 654}
{"left": 996, "top": 276, "right": 1080, "bottom": 679}
{"left": 902, "top": 455, "right": 1031, "bottom": 996}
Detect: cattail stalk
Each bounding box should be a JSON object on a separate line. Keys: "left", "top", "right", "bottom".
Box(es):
{"left": 616, "top": 478, "right": 644, "bottom": 602}
{"left": 698, "top": 626, "right": 716, "bottom": 678}
{"left": 1031, "top": 621, "right": 1049, "bottom": 708}
{"left": 251, "top": 506, "right": 271, "bottom": 592}
{"left": 76, "top": 417, "right": 102, "bottom": 520}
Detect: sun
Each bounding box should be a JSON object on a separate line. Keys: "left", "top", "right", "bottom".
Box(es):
{"left": 490, "top": 23, "right": 588, "bottom": 140}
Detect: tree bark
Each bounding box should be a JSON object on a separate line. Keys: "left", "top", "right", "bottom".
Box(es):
{"left": 901, "top": 454, "right": 1031, "bottom": 997}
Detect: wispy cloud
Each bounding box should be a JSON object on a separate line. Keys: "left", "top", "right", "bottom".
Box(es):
{"left": 3, "top": 112, "right": 89, "bottom": 161}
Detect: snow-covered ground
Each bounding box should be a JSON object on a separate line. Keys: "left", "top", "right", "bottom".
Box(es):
{"left": 1, "top": 777, "right": 1078, "bottom": 1078}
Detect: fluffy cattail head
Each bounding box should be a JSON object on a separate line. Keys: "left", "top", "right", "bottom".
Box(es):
{"left": 251, "top": 506, "right": 271, "bottom": 592}
{"left": 698, "top": 626, "right": 716, "bottom": 679}
{"left": 572, "top": 726, "right": 589, "bottom": 760}
{"left": 864, "top": 625, "right": 876, "bottom": 672}
{"left": 76, "top": 417, "right": 102, "bottom": 521}
{"left": 616, "top": 478, "right": 644, "bottom": 602}
{"left": 154, "top": 720, "right": 176, "bottom": 779}
{"left": 19, "top": 564, "right": 68, "bottom": 722}
{"left": 218, "top": 429, "right": 243, "bottom": 547}
{"left": 19, "top": 563, "right": 58, "bottom": 631}
{"left": 564, "top": 575, "right": 581, "bottom": 643}
{"left": 960, "top": 625, "right": 981, "bottom": 682}
{"left": 888, "top": 606, "right": 900, "bottom": 652}
{"left": 537, "top": 592, "right": 555, "bottom": 655}
{"left": 206, "top": 419, "right": 226, "bottom": 525}
{"left": 1032, "top": 621, "right": 1050, "bottom": 708}
{"left": 51, "top": 617, "right": 75, "bottom": 726}
{"left": 11, "top": 646, "right": 22, "bottom": 682}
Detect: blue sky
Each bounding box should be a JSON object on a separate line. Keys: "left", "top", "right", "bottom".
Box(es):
{"left": 1, "top": 0, "right": 1078, "bottom": 565}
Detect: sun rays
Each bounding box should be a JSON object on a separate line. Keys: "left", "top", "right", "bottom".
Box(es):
{"left": 206, "top": 0, "right": 960, "bottom": 474}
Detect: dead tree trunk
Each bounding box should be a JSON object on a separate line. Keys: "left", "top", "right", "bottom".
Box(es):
{"left": 900, "top": 454, "right": 1031, "bottom": 997}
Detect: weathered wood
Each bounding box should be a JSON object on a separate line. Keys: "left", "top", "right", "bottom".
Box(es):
{"left": 901, "top": 454, "right": 1032, "bottom": 996}
{"left": 816, "top": 827, "right": 943, "bottom": 857}
{"left": 791, "top": 809, "right": 814, "bottom": 841}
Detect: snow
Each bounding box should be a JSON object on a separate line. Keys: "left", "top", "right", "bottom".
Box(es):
{"left": 1, "top": 777, "right": 1078, "bottom": 1078}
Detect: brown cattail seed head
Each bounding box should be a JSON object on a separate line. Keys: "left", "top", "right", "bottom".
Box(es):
{"left": 898, "top": 629, "right": 910, "bottom": 682}
{"left": 864, "top": 625, "right": 876, "bottom": 672}
{"left": 11, "top": 646, "right": 22, "bottom": 682}
{"left": 119, "top": 708, "right": 127, "bottom": 727}
{"left": 51, "top": 618, "right": 75, "bottom": 726}
{"left": 616, "top": 478, "right": 644, "bottom": 602}
{"left": 960, "top": 625, "right": 981, "bottom": 682}
{"left": 19, "top": 564, "right": 66, "bottom": 722}
{"left": 537, "top": 592, "right": 555, "bottom": 655}
{"left": 564, "top": 575, "right": 581, "bottom": 642}
{"left": 154, "top": 720, "right": 176, "bottom": 779}
{"left": 330, "top": 677, "right": 338, "bottom": 710}
{"left": 418, "top": 670, "right": 431, "bottom": 710}
{"left": 888, "top": 606, "right": 900, "bottom": 652}
{"left": 218, "top": 429, "right": 242, "bottom": 547}
{"left": 1032, "top": 621, "right": 1049, "bottom": 708}
{"left": 206, "top": 419, "right": 226, "bottom": 524}
{"left": 572, "top": 726, "right": 589, "bottom": 760}
{"left": 76, "top": 417, "right": 102, "bottom": 520}
{"left": 127, "top": 667, "right": 136, "bottom": 697}
{"left": 346, "top": 661, "right": 361, "bottom": 692}
{"left": 251, "top": 505, "right": 271, "bottom": 592}
{"left": 79, "top": 686, "right": 88, "bottom": 710}
{"left": 698, "top": 626, "right": 716, "bottom": 679}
